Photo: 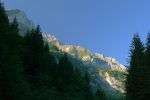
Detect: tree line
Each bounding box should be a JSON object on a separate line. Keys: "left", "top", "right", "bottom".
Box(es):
{"left": 0, "top": 2, "right": 106, "bottom": 100}
{"left": 126, "top": 33, "right": 150, "bottom": 100}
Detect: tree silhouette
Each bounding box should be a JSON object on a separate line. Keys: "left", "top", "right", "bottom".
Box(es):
{"left": 0, "top": 1, "right": 108, "bottom": 100}
{"left": 126, "top": 33, "right": 149, "bottom": 100}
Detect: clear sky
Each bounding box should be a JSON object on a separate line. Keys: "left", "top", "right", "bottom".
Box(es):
{"left": 3, "top": 0, "right": 150, "bottom": 65}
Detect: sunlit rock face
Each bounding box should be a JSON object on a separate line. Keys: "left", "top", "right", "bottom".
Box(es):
{"left": 42, "top": 34, "right": 127, "bottom": 94}
{"left": 100, "top": 71, "right": 126, "bottom": 93}
{"left": 94, "top": 53, "right": 127, "bottom": 72}
{"left": 7, "top": 9, "right": 128, "bottom": 99}
{"left": 42, "top": 33, "right": 62, "bottom": 47}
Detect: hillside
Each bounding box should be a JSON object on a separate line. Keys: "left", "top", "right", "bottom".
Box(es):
{"left": 7, "top": 9, "right": 128, "bottom": 100}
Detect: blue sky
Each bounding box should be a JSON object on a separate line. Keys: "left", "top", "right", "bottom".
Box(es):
{"left": 3, "top": 0, "right": 150, "bottom": 65}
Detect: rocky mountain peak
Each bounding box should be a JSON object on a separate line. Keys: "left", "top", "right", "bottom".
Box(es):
{"left": 42, "top": 33, "right": 62, "bottom": 47}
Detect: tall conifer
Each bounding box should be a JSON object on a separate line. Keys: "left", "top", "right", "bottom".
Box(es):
{"left": 126, "top": 34, "right": 145, "bottom": 100}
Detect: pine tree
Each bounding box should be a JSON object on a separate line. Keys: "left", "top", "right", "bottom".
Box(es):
{"left": 0, "top": 2, "right": 32, "bottom": 99}
{"left": 143, "top": 33, "right": 150, "bottom": 99}
{"left": 0, "top": 2, "right": 102, "bottom": 100}
{"left": 23, "top": 25, "right": 59, "bottom": 99}
{"left": 126, "top": 33, "right": 145, "bottom": 100}
{"left": 0, "top": 1, "right": 9, "bottom": 54}
{"left": 0, "top": 1, "right": 9, "bottom": 35}
{"left": 56, "top": 54, "right": 74, "bottom": 91}
{"left": 23, "top": 25, "right": 45, "bottom": 79}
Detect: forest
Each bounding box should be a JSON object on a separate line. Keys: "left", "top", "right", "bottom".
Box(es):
{"left": 126, "top": 34, "right": 150, "bottom": 100}
{"left": 0, "top": 2, "right": 106, "bottom": 100}
{"left": 0, "top": 1, "right": 150, "bottom": 100}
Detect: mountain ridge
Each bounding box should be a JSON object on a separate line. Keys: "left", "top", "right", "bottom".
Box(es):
{"left": 43, "top": 33, "right": 127, "bottom": 72}
{"left": 6, "top": 9, "right": 34, "bottom": 35}
{"left": 7, "top": 9, "right": 127, "bottom": 99}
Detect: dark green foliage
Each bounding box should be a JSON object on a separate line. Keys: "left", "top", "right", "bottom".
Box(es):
{"left": 83, "top": 72, "right": 94, "bottom": 100}
{"left": 0, "top": 1, "right": 106, "bottom": 100}
{"left": 0, "top": 2, "right": 9, "bottom": 34}
{"left": 144, "top": 33, "right": 150, "bottom": 99}
{"left": 0, "top": 2, "right": 32, "bottom": 100}
{"left": 23, "top": 25, "right": 45, "bottom": 80}
{"left": 126, "top": 33, "right": 150, "bottom": 100}
{"left": 126, "top": 34, "right": 144, "bottom": 100}
{"left": 95, "top": 89, "right": 106, "bottom": 100}
{"left": 53, "top": 54, "right": 96, "bottom": 100}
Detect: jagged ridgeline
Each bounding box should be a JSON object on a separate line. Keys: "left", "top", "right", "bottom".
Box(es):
{"left": 5, "top": 7, "right": 127, "bottom": 100}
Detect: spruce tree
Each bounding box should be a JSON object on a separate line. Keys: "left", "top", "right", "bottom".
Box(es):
{"left": 0, "top": 2, "right": 103, "bottom": 100}
{"left": 0, "top": 2, "right": 32, "bottom": 99}
{"left": 126, "top": 34, "right": 145, "bottom": 100}
{"left": 0, "top": 1, "right": 9, "bottom": 35}
{"left": 143, "top": 33, "right": 150, "bottom": 99}
{"left": 23, "top": 25, "right": 58, "bottom": 99}
{"left": 56, "top": 54, "right": 74, "bottom": 92}
{"left": 23, "top": 25, "right": 44, "bottom": 78}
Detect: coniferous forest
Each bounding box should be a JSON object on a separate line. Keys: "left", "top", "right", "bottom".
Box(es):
{"left": 0, "top": 1, "right": 150, "bottom": 100}
{"left": 0, "top": 2, "right": 106, "bottom": 100}
{"left": 126, "top": 34, "right": 150, "bottom": 100}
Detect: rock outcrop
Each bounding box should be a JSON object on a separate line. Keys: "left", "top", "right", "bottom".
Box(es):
{"left": 42, "top": 34, "right": 127, "bottom": 94}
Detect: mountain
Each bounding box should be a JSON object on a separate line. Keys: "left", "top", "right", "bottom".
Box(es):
{"left": 7, "top": 9, "right": 127, "bottom": 99}
{"left": 43, "top": 34, "right": 127, "bottom": 98}
{"left": 6, "top": 9, "right": 34, "bottom": 35}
